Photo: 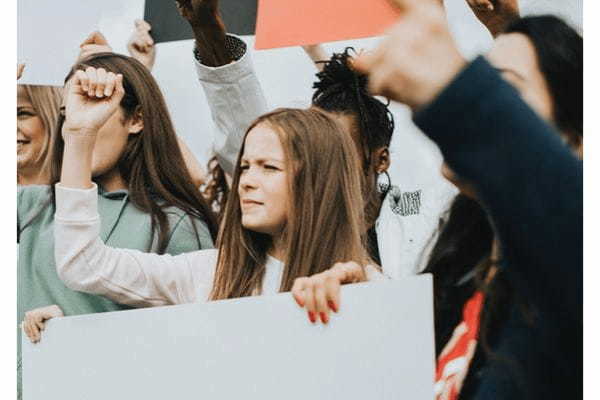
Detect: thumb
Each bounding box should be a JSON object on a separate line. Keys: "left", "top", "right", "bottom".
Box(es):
{"left": 81, "top": 31, "right": 109, "bottom": 47}
{"left": 135, "top": 19, "right": 152, "bottom": 32}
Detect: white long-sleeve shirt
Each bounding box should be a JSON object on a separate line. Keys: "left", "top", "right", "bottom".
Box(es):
{"left": 54, "top": 184, "right": 285, "bottom": 307}
{"left": 54, "top": 184, "right": 383, "bottom": 306}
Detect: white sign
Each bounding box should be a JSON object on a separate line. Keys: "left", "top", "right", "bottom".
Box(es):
{"left": 17, "top": 0, "right": 144, "bottom": 86}
{"left": 23, "top": 277, "right": 435, "bottom": 400}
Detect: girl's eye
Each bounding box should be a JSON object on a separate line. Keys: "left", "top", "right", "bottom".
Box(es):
{"left": 17, "top": 110, "right": 34, "bottom": 117}
{"left": 240, "top": 164, "right": 250, "bottom": 171}
{"left": 264, "top": 165, "right": 279, "bottom": 171}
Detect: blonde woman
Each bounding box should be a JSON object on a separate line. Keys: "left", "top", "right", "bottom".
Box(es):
{"left": 17, "top": 83, "right": 62, "bottom": 185}
{"left": 22, "top": 68, "right": 381, "bottom": 341}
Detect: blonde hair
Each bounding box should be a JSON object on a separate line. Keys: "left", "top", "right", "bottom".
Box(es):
{"left": 211, "top": 108, "right": 369, "bottom": 300}
{"left": 19, "top": 85, "right": 63, "bottom": 180}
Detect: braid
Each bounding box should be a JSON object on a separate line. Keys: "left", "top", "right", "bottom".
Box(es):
{"left": 312, "top": 47, "right": 395, "bottom": 169}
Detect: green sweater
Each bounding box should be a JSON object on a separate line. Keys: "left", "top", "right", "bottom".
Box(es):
{"left": 17, "top": 185, "right": 214, "bottom": 398}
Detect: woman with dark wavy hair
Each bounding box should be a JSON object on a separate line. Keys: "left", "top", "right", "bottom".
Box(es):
{"left": 426, "top": 10, "right": 582, "bottom": 399}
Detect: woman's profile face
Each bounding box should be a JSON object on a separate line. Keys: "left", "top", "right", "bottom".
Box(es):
{"left": 487, "top": 32, "right": 554, "bottom": 123}
{"left": 63, "top": 74, "right": 142, "bottom": 182}
{"left": 17, "top": 86, "right": 46, "bottom": 173}
{"left": 443, "top": 32, "right": 560, "bottom": 197}
{"left": 238, "top": 124, "right": 290, "bottom": 236}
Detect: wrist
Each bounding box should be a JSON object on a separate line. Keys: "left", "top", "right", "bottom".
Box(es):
{"left": 62, "top": 125, "right": 100, "bottom": 137}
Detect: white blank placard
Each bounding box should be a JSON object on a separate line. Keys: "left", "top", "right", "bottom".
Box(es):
{"left": 17, "top": 0, "right": 144, "bottom": 86}
{"left": 23, "top": 277, "right": 435, "bottom": 400}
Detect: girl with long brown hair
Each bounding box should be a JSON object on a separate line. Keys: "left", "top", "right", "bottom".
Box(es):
{"left": 22, "top": 67, "right": 380, "bottom": 342}
{"left": 17, "top": 54, "right": 217, "bottom": 398}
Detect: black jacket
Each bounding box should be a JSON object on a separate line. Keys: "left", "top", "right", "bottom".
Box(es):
{"left": 414, "top": 57, "right": 583, "bottom": 399}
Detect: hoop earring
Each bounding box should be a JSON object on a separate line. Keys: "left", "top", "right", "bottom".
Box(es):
{"left": 377, "top": 170, "right": 392, "bottom": 197}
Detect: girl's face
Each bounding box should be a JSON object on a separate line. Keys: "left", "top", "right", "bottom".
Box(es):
{"left": 238, "top": 124, "right": 290, "bottom": 236}
{"left": 17, "top": 86, "right": 46, "bottom": 173}
{"left": 89, "top": 107, "right": 140, "bottom": 179}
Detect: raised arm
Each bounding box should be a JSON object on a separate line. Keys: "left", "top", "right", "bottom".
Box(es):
{"left": 355, "top": 0, "right": 581, "bottom": 321}
{"left": 56, "top": 68, "right": 214, "bottom": 307}
{"left": 176, "top": 0, "right": 269, "bottom": 176}
{"left": 126, "top": 19, "right": 157, "bottom": 71}
{"left": 302, "top": 44, "right": 330, "bottom": 72}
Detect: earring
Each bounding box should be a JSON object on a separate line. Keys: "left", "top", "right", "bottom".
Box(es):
{"left": 377, "top": 170, "right": 392, "bottom": 195}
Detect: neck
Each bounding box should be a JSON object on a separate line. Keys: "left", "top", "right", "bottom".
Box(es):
{"left": 96, "top": 168, "right": 127, "bottom": 192}
{"left": 268, "top": 233, "right": 286, "bottom": 262}
{"left": 17, "top": 168, "right": 49, "bottom": 186}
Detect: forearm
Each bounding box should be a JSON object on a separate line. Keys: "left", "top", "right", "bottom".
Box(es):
{"left": 302, "top": 45, "right": 329, "bottom": 71}
{"left": 60, "top": 131, "right": 96, "bottom": 189}
{"left": 191, "top": 13, "right": 232, "bottom": 67}
{"left": 54, "top": 184, "right": 200, "bottom": 306}
{"left": 414, "top": 56, "right": 582, "bottom": 320}
{"left": 194, "top": 35, "right": 269, "bottom": 175}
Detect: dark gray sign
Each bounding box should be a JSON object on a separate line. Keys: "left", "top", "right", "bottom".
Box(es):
{"left": 144, "top": 0, "right": 258, "bottom": 43}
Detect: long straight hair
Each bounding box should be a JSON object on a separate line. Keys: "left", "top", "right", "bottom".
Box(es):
{"left": 49, "top": 53, "right": 218, "bottom": 252}
{"left": 18, "top": 84, "right": 63, "bottom": 181}
{"left": 210, "top": 108, "right": 369, "bottom": 300}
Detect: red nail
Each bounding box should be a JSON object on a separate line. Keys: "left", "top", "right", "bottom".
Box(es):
{"left": 328, "top": 300, "right": 338, "bottom": 313}
{"left": 308, "top": 311, "right": 316, "bottom": 324}
{"left": 320, "top": 312, "right": 329, "bottom": 324}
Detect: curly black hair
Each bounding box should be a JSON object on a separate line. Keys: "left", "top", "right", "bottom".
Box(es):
{"left": 311, "top": 47, "right": 395, "bottom": 169}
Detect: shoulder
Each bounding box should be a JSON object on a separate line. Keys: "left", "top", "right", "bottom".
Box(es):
{"left": 163, "top": 207, "right": 215, "bottom": 252}
{"left": 18, "top": 184, "right": 52, "bottom": 203}
{"left": 18, "top": 185, "right": 52, "bottom": 220}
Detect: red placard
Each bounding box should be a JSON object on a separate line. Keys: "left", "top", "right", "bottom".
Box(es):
{"left": 255, "top": 0, "right": 400, "bottom": 50}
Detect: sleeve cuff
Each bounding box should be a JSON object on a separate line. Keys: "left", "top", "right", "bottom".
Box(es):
{"left": 193, "top": 35, "right": 255, "bottom": 84}
{"left": 54, "top": 183, "right": 99, "bottom": 222}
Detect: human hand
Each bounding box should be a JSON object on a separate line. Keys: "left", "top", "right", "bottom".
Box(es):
{"left": 127, "top": 20, "right": 156, "bottom": 71}
{"left": 466, "top": 0, "right": 519, "bottom": 37}
{"left": 63, "top": 66, "right": 125, "bottom": 135}
{"left": 292, "top": 262, "right": 366, "bottom": 325}
{"left": 22, "top": 305, "right": 64, "bottom": 343}
{"left": 175, "top": 0, "right": 220, "bottom": 27}
{"left": 353, "top": 0, "right": 466, "bottom": 110}
{"left": 17, "top": 63, "right": 25, "bottom": 80}
{"left": 78, "top": 31, "right": 113, "bottom": 62}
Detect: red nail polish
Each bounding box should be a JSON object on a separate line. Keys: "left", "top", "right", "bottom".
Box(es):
{"left": 328, "top": 300, "right": 338, "bottom": 313}
{"left": 308, "top": 311, "right": 316, "bottom": 323}
{"left": 320, "top": 312, "right": 329, "bottom": 324}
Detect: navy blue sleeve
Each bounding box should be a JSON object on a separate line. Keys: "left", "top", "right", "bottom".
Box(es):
{"left": 414, "top": 56, "right": 582, "bottom": 323}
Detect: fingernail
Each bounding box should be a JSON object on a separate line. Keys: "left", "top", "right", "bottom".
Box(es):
{"left": 328, "top": 300, "right": 338, "bottom": 313}
{"left": 320, "top": 312, "right": 329, "bottom": 324}
{"left": 308, "top": 311, "right": 316, "bottom": 324}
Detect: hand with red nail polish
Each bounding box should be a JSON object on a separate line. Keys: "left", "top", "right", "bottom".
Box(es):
{"left": 291, "top": 261, "right": 368, "bottom": 325}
